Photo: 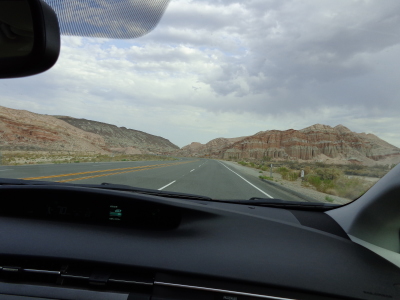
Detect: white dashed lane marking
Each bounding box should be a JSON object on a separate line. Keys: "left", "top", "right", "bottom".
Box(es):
{"left": 158, "top": 180, "right": 176, "bottom": 190}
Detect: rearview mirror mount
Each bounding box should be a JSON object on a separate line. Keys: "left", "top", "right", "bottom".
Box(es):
{"left": 0, "top": 0, "right": 60, "bottom": 78}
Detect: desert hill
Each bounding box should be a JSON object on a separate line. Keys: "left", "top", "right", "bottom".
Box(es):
{"left": 55, "top": 116, "right": 179, "bottom": 154}
{"left": 0, "top": 106, "right": 107, "bottom": 152}
{"left": 180, "top": 137, "right": 248, "bottom": 157}
{"left": 180, "top": 124, "right": 400, "bottom": 165}
{"left": 0, "top": 106, "right": 179, "bottom": 154}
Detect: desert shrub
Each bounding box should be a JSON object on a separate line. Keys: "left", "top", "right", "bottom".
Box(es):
{"left": 305, "top": 174, "right": 334, "bottom": 193}
{"left": 315, "top": 168, "right": 343, "bottom": 180}
{"left": 275, "top": 167, "right": 298, "bottom": 181}
{"left": 283, "top": 171, "right": 299, "bottom": 181}
{"left": 277, "top": 167, "right": 289, "bottom": 173}
{"left": 333, "top": 177, "right": 374, "bottom": 199}
{"left": 325, "top": 196, "right": 334, "bottom": 203}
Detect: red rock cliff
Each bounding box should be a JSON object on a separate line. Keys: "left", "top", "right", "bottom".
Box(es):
{"left": 221, "top": 124, "right": 400, "bottom": 164}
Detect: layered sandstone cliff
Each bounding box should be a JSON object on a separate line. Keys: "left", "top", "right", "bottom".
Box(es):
{"left": 181, "top": 124, "right": 400, "bottom": 165}
{"left": 180, "top": 137, "right": 248, "bottom": 157}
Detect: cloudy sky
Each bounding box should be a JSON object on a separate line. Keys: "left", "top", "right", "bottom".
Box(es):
{"left": 1, "top": 0, "right": 400, "bottom": 147}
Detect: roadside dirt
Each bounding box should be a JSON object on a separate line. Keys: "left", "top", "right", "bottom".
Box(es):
{"left": 221, "top": 160, "right": 352, "bottom": 205}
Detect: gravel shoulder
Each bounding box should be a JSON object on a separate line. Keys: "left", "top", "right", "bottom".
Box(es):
{"left": 220, "top": 160, "right": 351, "bottom": 205}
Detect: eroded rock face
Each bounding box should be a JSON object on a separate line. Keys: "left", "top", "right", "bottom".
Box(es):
{"left": 0, "top": 106, "right": 107, "bottom": 152}
{"left": 221, "top": 124, "right": 400, "bottom": 164}
{"left": 180, "top": 124, "right": 400, "bottom": 165}
{"left": 54, "top": 117, "right": 179, "bottom": 154}
{"left": 180, "top": 137, "right": 248, "bottom": 157}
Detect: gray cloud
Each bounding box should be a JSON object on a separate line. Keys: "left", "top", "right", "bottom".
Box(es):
{"left": 144, "top": 0, "right": 400, "bottom": 117}
{"left": 2, "top": 0, "right": 400, "bottom": 147}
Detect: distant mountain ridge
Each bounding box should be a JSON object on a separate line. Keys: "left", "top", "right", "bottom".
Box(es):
{"left": 55, "top": 116, "right": 179, "bottom": 154}
{"left": 180, "top": 137, "right": 248, "bottom": 157}
{"left": 2, "top": 105, "right": 398, "bottom": 165}
{"left": 0, "top": 106, "right": 179, "bottom": 154}
{"left": 0, "top": 106, "right": 107, "bottom": 152}
{"left": 179, "top": 124, "right": 400, "bottom": 165}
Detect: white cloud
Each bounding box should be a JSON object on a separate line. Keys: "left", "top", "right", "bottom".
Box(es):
{"left": 1, "top": 0, "right": 400, "bottom": 148}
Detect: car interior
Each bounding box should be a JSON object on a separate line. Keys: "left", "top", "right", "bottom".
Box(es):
{"left": 1, "top": 1, "right": 400, "bottom": 300}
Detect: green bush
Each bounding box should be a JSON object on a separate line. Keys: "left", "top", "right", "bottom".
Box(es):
{"left": 315, "top": 168, "right": 342, "bottom": 180}
{"left": 325, "top": 196, "right": 334, "bottom": 203}
{"left": 305, "top": 175, "right": 334, "bottom": 193}
{"left": 276, "top": 167, "right": 298, "bottom": 181}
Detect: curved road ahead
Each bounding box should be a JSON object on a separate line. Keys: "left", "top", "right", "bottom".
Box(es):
{"left": 0, "top": 158, "right": 304, "bottom": 201}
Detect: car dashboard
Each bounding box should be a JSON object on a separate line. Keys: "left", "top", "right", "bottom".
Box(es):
{"left": 1, "top": 185, "right": 400, "bottom": 300}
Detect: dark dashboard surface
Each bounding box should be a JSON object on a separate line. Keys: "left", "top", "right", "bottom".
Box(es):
{"left": 1, "top": 185, "right": 400, "bottom": 300}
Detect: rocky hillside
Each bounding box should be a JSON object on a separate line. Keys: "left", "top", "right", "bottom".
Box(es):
{"left": 182, "top": 124, "right": 400, "bottom": 165}
{"left": 0, "top": 106, "right": 107, "bottom": 152}
{"left": 55, "top": 117, "right": 179, "bottom": 154}
{"left": 0, "top": 106, "right": 179, "bottom": 154}
{"left": 180, "top": 137, "right": 248, "bottom": 157}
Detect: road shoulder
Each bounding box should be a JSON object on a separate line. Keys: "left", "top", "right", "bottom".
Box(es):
{"left": 220, "top": 160, "right": 351, "bottom": 205}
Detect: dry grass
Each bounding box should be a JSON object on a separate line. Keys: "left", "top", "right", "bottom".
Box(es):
{"left": 228, "top": 158, "right": 385, "bottom": 200}
{"left": 0, "top": 151, "right": 177, "bottom": 165}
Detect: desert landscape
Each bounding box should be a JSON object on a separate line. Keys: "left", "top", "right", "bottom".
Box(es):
{"left": 1, "top": 105, "right": 399, "bottom": 200}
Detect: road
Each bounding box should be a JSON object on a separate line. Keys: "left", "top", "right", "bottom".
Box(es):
{"left": 0, "top": 159, "right": 304, "bottom": 201}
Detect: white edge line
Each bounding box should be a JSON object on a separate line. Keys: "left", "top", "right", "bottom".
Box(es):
{"left": 158, "top": 180, "right": 176, "bottom": 190}
{"left": 218, "top": 162, "right": 273, "bottom": 198}
{"left": 0, "top": 169, "right": 12, "bottom": 171}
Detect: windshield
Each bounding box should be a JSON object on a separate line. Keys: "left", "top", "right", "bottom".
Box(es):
{"left": 1, "top": 0, "right": 399, "bottom": 204}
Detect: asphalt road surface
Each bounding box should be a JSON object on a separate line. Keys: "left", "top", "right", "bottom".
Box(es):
{"left": 0, "top": 159, "right": 305, "bottom": 201}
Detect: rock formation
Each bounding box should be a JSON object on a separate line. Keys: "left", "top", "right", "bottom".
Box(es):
{"left": 0, "top": 106, "right": 107, "bottom": 152}
{"left": 181, "top": 124, "right": 400, "bottom": 165}
{"left": 55, "top": 117, "right": 179, "bottom": 154}
{"left": 0, "top": 106, "right": 179, "bottom": 154}
{"left": 180, "top": 137, "right": 248, "bottom": 157}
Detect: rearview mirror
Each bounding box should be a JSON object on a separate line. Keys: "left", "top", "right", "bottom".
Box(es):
{"left": 0, "top": 0, "right": 60, "bottom": 78}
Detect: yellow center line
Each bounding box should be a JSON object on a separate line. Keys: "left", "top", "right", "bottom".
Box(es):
{"left": 21, "top": 161, "right": 192, "bottom": 181}
{"left": 58, "top": 165, "right": 162, "bottom": 182}
{"left": 57, "top": 160, "right": 196, "bottom": 183}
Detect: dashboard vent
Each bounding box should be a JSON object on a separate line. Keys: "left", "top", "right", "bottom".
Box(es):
{"left": 0, "top": 256, "right": 153, "bottom": 294}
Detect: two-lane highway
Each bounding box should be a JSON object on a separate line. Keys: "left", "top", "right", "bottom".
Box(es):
{"left": 0, "top": 159, "right": 304, "bottom": 201}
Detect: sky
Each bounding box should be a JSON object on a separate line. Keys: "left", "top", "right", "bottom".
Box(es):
{"left": 1, "top": 0, "right": 400, "bottom": 148}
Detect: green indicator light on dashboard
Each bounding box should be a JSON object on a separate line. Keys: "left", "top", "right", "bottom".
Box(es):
{"left": 110, "top": 212, "right": 122, "bottom": 216}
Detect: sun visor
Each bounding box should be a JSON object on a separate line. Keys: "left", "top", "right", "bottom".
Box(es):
{"left": 44, "top": 0, "right": 170, "bottom": 39}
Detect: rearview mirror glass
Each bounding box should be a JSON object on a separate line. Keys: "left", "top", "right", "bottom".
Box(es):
{"left": 0, "top": 0, "right": 60, "bottom": 78}
{"left": 0, "top": 0, "right": 34, "bottom": 58}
